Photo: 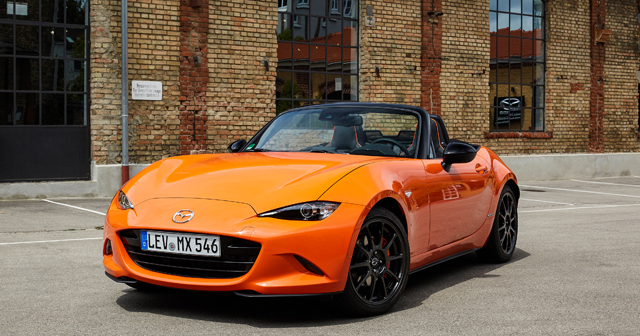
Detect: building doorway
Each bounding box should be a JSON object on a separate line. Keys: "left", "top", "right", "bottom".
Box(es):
{"left": 0, "top": 0, "right": 90, "bottom": 182}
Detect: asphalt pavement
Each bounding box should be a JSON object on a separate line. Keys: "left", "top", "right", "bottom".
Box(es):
{"left": 1, "top": 177, "right": 639, "bottom": 335}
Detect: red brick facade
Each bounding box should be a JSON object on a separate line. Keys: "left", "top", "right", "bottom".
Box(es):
{"left": 421, "top": 0, "right": 443, "bottom": 116}
{"left": 590, "top": 0, "right": 606, "bottom": 153}
{"left": 179, "top": 0, "right": 209, "bottom": 155}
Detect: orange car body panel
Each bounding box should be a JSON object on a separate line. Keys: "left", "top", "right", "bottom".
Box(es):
{"left": 122, "top": 152, "right": 391, "bottom": 214}
{"left": 424, "top": 147, "right": 494, "bottom": 251}
{"left": 104, "top": 149, "right": 517, "bottom": 295}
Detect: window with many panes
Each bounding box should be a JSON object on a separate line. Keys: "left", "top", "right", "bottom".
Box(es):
{"left": 489, "top": 0, "right": 545, "bottom": 131}
{"left": 276, "top": 1, "right": 358, "bottom": 114}
{"left": 0, "top": 0, "right": 88, "bottom": 126}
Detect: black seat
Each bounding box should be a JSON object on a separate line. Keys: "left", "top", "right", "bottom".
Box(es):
{"left": 327, "top": 125, "right": 367, "bottom": 151}
{"left": 430, "top": 118, "right": 446, "bottom": 158}
{"left": 364, "top": 130, "right": 383, "bottom": 141}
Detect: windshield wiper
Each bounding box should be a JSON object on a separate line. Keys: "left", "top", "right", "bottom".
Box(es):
{"left": 245, "top": 148, "right": 271, "bottom": 152}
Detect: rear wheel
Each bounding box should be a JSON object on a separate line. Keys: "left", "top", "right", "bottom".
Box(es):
{"left": 338, "top": 207, "right": 410, "bottom": 316}
{"left": 477, "top": 185, "right": 518, "bottom": 263}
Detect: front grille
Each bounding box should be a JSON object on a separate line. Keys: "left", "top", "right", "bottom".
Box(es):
{"left": 119, "top": 229, "right": 261, "bottom": 279}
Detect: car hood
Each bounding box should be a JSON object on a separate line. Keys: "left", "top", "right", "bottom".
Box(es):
{"left": 124, "top": 152, "right": 396, "bottom": 214}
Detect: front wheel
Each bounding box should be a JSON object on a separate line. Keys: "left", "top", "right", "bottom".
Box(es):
{"left": 337, "top": 207, "right": 410, "bottom": 316}
{"left": 477, "top": 185, "right": 518, "bottom": 263}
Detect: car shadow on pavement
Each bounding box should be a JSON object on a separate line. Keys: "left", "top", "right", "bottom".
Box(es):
{"left": 115, "top": 248, "right": 530, "bottom": 327}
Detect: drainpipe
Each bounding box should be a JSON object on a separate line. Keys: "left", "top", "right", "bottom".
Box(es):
{"left": 121, "top": 0, "right": 129, "bottom": 185}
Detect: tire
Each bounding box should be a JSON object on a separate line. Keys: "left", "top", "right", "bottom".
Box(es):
{"left": 337, "top": 207, "right": 410, "bottom": 316}
{"left": 477, "top": 185, "right": 518, "bottom": 263}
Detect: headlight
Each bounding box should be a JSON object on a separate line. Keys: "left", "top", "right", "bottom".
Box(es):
{"left": 117, "top": 190, "right": 134, "bottom": 210}
{"left": 258, "top": 202, "right": 339, "bottom": 221}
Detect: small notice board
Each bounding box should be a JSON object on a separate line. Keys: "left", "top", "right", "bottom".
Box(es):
{"left": 132, "top": 81, "right": 163, "bottom": 101}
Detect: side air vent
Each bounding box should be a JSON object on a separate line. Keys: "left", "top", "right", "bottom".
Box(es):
{"left": 294, "top": 255, "right": 325, "bottom": 276}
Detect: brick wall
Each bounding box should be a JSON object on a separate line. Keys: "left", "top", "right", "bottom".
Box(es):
{"left": 91, "top": 0, "right": 181, "bottom": 165}
{"left": 538, "top": 0, "right": 591, "bottom": 154}
{"left": 440, "top": 0, "right": 490, "bottom": 144}
{"left": 590, "top": 0, "right": 606, "bottom": 153}
{"left": 91, "top": 0, "right": 124, "bottom": 164}
{"left": 422, "top": 0, "right": 443, "bottom": 115}
{"left": 89, "top": 0, "right": 640, "bottom": 166}
{"left": 359, "top": 0, "right": 422, "bottom": 106}
{"left": 179, "top": 0, "right": 209, "bottom": 155}
{"left": 604, "top": 0, "right": 640, "bottom": 152}
{"left": 204, "top": 1, "right": 278, "bottom": 152}
{"left": 439, "top": 0, "right": 596, "bottom": 154}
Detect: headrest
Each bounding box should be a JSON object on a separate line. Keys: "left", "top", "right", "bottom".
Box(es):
{"left": 331, "top": 115, "right": 363, "bottom": 127}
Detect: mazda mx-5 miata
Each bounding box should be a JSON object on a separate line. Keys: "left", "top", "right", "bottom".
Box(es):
{"left": 103, "top": 103, "right": 519, "bottom": 316}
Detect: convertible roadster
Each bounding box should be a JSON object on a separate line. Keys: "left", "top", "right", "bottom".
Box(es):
{"left": 103, "top": 103, "right": 519, "bottom": 316}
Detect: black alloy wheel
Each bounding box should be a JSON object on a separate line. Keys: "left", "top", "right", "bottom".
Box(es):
{"left": 338, "top": 207, "right": 410, "bottom": 316}
{"left": 477, "top": 185, "right": 518, "bottom": 263}
{"left": 498, "top": 191, "right": 517, "bottom": 255}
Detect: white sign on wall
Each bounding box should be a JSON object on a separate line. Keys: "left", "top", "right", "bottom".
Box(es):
{"left": 132, "top": 81, "right": 163, "bottom": 101}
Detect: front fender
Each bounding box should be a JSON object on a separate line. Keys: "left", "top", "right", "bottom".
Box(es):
{"left": 318, "top": 159, "right": 425, "bottom": 213}
{"left": 318, "top": 159, "right": 430, "bottom": 259}
{"left": 483, "top": 148, "right": 519, "bottom": 223}
{"left": 484, "top": 148, "right": 518, "bottom": 196}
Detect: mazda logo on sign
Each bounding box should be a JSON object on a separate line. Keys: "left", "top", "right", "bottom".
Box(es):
{"left": 172, "top": 210, "right": 195, "bottom": 223}
{"left": 499, "top": 98, "right": 521, "bottom": 111}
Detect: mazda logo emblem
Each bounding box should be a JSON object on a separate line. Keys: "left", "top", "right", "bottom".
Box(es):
{"left": 172, "top": 210, "right": 195, "bottom": 223}
{"left": 499, "top": 98, "right": 521, "bottom": 111}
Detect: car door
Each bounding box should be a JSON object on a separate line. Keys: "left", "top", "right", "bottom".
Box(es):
{"left": 420, "top": 115, "right": 494, "bottom": 251}
{"left": 424, "top": 155, "right": 493, "bottom": 250}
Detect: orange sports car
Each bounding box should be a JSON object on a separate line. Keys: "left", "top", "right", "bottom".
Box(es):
{"left": 103, "top": 103, "right": 519, "bottom": 316}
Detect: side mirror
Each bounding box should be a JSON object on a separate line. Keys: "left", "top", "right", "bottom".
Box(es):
{"left": 228, "top": 139, "right": 247, "bottom": 153}
{"left": 441, "top": 142, "right": 478, "bottom": 172}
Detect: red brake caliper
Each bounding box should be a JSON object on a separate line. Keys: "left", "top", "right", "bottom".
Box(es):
{"left": 382, "top": 237, "right": 389, "bottom": 276}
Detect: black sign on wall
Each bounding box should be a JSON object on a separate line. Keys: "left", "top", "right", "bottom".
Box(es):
{"left": 494, "top": 96, "right": 524, "bottom": 126}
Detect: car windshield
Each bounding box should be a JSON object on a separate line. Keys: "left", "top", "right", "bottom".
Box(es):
{"left": 245, "top": 107, "right": 420, "bottom": 157}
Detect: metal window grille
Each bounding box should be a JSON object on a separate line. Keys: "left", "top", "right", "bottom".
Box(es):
{"left": 276, "top": 0, "right": 359, "bottom": 115}
{"left": 489, "top": 0, "right": 545, "bottom": 132}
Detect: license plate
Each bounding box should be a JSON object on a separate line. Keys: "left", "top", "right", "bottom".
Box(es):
{"left": 140, "top": 230, "right": 221, "bottom": 257}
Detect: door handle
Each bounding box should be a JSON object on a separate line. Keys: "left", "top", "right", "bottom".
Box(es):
{"left": 475, "top": 164, "right": 488, "bottom": 174}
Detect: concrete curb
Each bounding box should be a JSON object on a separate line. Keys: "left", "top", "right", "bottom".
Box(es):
{"left": 0, "top": 163, "right": 149, "bottom": 199}
{"left": 501, "top": 153, "right": 640, "bottom": 182}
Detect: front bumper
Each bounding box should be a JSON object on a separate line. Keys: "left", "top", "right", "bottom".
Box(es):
{"left": 103, "top": 198, "right": 366, "bottom": 295}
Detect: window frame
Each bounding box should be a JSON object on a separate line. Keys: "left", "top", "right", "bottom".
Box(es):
{"left": 0, "top": 0, "right": 90, "bottom": 127}
{"left": 489, "top": 0, "right": 546, "bottom": 132}
{"left": 330, "top": 0, "right": 340, "bottom": 15}
{"left": 343, "top": 0, "right": 353, "bottom": 18}
{"left": 297, "top": 0, "right": 309, "bottom": 9}
{"left": 276, "top": 0, "right": 359, "bottom": 114}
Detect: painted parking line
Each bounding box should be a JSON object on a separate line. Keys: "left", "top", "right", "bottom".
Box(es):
{"left": 571, "top": 179, "right": 640, "bottom": 188}
{"left": 520, "top": 203, "right": 640, "bottom": 213}
{"left": 0, "top": 237, "right": 102, "bottom": 246}
{"left": 42, "top": 199, "right": 106, "bottom": 216}
{"left": 519, "top": 185, "right": 640, "bottom": 199}
{"left": 520, "top": 198, "right": 574, "bottom": 205}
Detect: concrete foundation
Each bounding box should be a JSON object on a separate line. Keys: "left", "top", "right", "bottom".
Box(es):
{"left": 0, "top": 163, "right": 150, "bottom": 199}
{"left": 1, "top": 153, "right": 639, "bottom": 199}
{"left": 501, "top": 153, "right": 640, "bottom": 182}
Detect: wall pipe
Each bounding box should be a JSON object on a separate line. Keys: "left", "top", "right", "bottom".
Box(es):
{"left": 121, "top": 0, "right": 129, "bottom": 185}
